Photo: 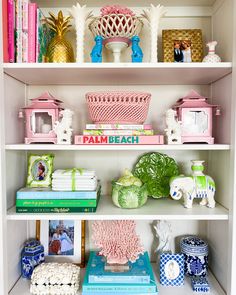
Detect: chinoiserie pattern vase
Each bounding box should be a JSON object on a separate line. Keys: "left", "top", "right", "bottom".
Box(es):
{"left": 21, "top": 240, "right": 45, "bottom": 279}
{"left": 180, "top": 236, "right": 208, "bottom": 277}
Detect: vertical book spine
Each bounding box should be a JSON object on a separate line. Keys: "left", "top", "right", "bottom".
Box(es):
{"left": 7, "top": 0, "right": 15, "bottom": 62}
{"left": 28, "top": 3, "right": 37, "bottom": 62}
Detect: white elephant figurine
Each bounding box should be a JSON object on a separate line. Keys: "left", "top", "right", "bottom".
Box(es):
{"left": 169, "top": 175, "right": 216, "bottom": 209}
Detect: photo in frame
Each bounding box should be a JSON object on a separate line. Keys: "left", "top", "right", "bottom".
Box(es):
{"left": 27, "top": 154, "right": 54, "bottom": 187}
{"left": 36, "top": 220, "right": 85, "bottom": 267}
{"left": 160, "top": 253, "right": 185, "bottom": 286}
{"left": 162, "top": 29, "right": 203, "bottom": 62}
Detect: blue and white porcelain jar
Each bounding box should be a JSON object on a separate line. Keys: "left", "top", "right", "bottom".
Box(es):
{"left": 180, "top": 236, "right": 208, "bottom": 277}
{"left": 21, "top": 239, "right": 45, "bottom": 279}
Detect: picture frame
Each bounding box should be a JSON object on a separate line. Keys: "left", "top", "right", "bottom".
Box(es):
{"left": 36, "top": 220, "right": 86, "bottom": 267}
{"left": 162, "top": 29, "right": 203, "bottom": 62}
{"left": 27, "top": 154, "right": 54, "bottom": 187}
{"left": 160, "top": 253, "right": 185, "bottom": 286}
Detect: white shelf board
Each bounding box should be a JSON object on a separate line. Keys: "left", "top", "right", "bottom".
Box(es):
{"left": 7, "top": 196, "right": 229, "bottom": 221}
{"left": 9, "top": 266, "right": 225, "bottom": 295}
{"left": 3, "top": 63, "right": 232, "bottom": 85}
{"left": 5, "top": 144, "right": 230, "bottom": 151}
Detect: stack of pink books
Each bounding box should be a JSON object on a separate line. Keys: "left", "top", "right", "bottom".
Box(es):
{"left": 74, "top": 124, "right": 164, "bottom": 145}
{"left": 4, "top": 0, "right": 52, "bottom": 63}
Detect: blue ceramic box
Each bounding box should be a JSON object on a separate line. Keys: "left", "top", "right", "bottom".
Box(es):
{"left": 191, "top": 276, "right": 210, "bottom": 292}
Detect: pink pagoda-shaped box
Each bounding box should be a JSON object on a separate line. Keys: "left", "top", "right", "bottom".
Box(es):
{"left": 19, "top": 92, "right": 63, "bottom": 144}
{"left": 172, "top": 90, "right": 221, "bottom": 144}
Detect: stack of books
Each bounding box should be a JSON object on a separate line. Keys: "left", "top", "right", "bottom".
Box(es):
{"left": 16, "top": 185, "right": 101, "bottom": 213}
{"left": 74, "top": 124, "right": 164, "bottom": 145}
{"left": 4, "top": 0, "right": 52, "bottom": 63}
{"left": 82, "top": 251, "right": 158, "bottom": 295}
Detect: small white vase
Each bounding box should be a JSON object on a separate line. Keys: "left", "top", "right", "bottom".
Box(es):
{"left": 203, "top": 41, "right": 221, "bottom": 63}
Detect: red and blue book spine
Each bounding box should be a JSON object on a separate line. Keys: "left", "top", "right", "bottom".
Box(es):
{"left": 7, "top": 0, "right": 15, "bottom": 62}
{"left": 28, "top": 2, "right": 37, "bottom": 62}
{"left": 74, "top": 135, "right": 164, "bottom": 145}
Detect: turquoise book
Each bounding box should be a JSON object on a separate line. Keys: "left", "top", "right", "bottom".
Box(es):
{"left": 88, "top": 251, "right": 150, "bottom": 284}
{"left": 16, "top": 185, "right": 101, "bottom": 200}
{"left": 82, "top": 251, "right": 158, "bottom": 293}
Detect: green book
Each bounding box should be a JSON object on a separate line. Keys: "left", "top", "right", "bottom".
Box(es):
{"left": 16, "top": 206, "right": 98, "bottom": 213}
{"left": 16, "top": 199, "right": 97, "bottom": 207}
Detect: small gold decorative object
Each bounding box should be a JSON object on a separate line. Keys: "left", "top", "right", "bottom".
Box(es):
{"left": 46, "top": 11, "right": 75, "bottom": 63}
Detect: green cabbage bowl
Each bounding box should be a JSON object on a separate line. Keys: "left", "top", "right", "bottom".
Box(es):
{"left": 111, "top": 181, "right": 148, "bottom": 209}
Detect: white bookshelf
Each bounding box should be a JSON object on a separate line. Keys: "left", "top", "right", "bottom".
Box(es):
{"left": 1, "top": 0, "right": 236, "bottom": 294}
{"left": 9, "top": 266, "right": 225, "bottom": 295}
{"left": 3, "top": 62, "right": 232, "bottom": 85}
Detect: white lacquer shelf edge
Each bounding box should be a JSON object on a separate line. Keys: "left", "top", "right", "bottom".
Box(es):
{"left": 5, "top": 144, "right": 231, "bottom": 151}
{"left": 9, "top": 267, "right": 225, "bottom": 295}
{"left": 6, "top": 196, "right": 229, "bottom": 221}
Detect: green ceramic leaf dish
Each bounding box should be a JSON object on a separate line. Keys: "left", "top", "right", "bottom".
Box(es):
{"left": 133, "top": 152, "right": 179, "bottom": 199}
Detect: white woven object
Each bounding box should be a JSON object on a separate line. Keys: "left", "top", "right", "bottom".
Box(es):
{"left": 30, "top": 263, "right": 80, "bottom": 295}
{"left": 89, "top": 14, "right": 143, "bottom": 39}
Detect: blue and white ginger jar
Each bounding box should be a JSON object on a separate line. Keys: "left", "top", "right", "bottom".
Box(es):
{"left": 21, "top": 239, "right": 45, "bottom": 279}
{"left": 180, "top": 236, "right": 208, "bottom": 277}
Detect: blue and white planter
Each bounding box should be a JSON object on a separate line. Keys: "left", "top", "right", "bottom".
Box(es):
{"left": 180, "top": 236, "right": 208, "bottom": 277}
{"left": 21, "top": 239, "right": 45, "bottom": 279}
{"left": 191, "top": 276, "right": 210, "bottom": 292}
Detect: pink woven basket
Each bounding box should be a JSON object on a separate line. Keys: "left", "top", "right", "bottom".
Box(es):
{"left": 86, "top": 91, "right": 151, "bottom": 124}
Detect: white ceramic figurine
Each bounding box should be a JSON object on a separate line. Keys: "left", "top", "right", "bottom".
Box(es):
{"left": 54, "top": 109, "right": 74, "bottom": 144}
{"left": 165, "top": 109, "right": 182, "bottom": 144}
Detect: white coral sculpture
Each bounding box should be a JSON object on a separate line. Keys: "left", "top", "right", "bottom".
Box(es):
{"left": 154, "top": 220, "right": 172, "bottom": 255}
{"left": 142, "top": 4, "right": 167, "bottom": 63}
{"left": 92, "top": 220, "right": 144, "bottom": 264}
{"left": 70, "top": 1, "right": 93, "bottom": 62}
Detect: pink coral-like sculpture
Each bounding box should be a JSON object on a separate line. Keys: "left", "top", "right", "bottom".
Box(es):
{"left": 101, "top": 5, "right": 135, "bottom": 16}
{"left": 92, "top": 220, "right": 144, "bottom": 264}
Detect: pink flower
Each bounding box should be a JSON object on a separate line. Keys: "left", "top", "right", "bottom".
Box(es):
{"left": 101, "top": 5, "right": 135, "bottom": 16}
{"left": 92, "top": 220, "right": 144, "bottom": 264}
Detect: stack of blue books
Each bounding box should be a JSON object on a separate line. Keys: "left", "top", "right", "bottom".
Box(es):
{"left": 82, "top": 251, "right": 158, "bottom": 295}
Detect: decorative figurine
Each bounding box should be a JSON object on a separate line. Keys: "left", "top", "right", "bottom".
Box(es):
{"left": 131, "top": 35, "right": 143, "bottom": 62}
{"left": 142, "top": 4, "right": 166, "bottom": 62}
{"left": 160, "top": 253, "right": 185, "bottom": 286}
{"left": 30, "top": 263, "right": 80, "bottom": 295}
{"left": 54, "top": 109, "right": 74, "bottom": 144}
{"left": 170, "top": 160, "right": 216, "bottom": 209}
{"left": 92, "top": 220, "right": 144, "bottom": 269}
{"left": 154, "top": 220, "right": 172, "bottom": 255}
{"left": 21, "top": 239, "right": 44, "bottom": 279}
{"left": 90, "top": 36, "right": 103, "bottom": 63}
{"left": 70, "top": 1, "right": 93, "bottom": 63}
{"left": 191, "top": 276, "right": 210, "bottom": 292}
{"left": 89, "top": 5, "right": 143, "bottom": 63}
{"left": 46, "top": 11, "right": 75, "bottom": 63}
{"left": 165, "top": 109, "right": 182, "bottom": 144}
{"left": 203, "top": 41, "right": 221, "bottom": 63}
{"left": 19, "top": 91, "right": 64, "bottom": 144}
{"left": 172, "top": 90, "right": 221, "bottom": 144}
{"left": 180, "top": 236, "right": 208, "bottom": 277}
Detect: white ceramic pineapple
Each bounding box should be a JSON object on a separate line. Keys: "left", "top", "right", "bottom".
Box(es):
{"left": 203, "top": 41, "right": 221, "bottom": 63}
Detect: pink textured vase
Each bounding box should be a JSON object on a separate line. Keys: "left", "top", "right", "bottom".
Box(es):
{"left": 86, "top": 91, "right": 151, "bottom": 124}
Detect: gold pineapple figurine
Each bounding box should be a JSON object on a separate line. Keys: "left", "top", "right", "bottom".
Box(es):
{"left": 46, "top": 11, "right": 75, "bottom": 63}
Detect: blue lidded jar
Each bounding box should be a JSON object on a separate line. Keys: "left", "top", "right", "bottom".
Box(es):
{"left": 180, "top": 236, "right": 208, "bottom": 277}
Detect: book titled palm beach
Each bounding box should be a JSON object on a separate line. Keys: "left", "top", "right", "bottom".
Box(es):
{"left": 75, "top": 135, "right": 164, "bottom": 145}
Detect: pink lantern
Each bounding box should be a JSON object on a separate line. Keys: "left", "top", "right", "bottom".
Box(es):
{"left": 19, "top": 92, "right": 63, "bottom": 144}
{"left": 172, "top": 90, "right": 221, "bottom": 144}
